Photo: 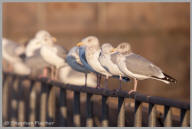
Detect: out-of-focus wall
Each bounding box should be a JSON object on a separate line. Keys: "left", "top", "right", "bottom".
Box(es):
{"left": 3, "top": 3, "right": 189, "bottom": 36}
{"left": 3, "top": 2, "right": 190, "bottom": 101}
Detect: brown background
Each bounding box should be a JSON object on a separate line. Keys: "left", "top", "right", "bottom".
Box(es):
{"left": 3, "top": 2, "right": 190, "bottom": 102}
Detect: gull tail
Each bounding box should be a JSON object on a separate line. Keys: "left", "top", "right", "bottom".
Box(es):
{"left": 152, "top": 73, "right": 177, "bottom": 84}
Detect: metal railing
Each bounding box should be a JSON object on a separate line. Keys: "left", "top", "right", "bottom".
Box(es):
{"left": 2, "top": 72, "right": 190, "bottom": 127}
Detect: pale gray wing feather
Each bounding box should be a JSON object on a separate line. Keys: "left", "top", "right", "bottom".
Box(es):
{"left": 25, "top": 50, "right": 51, "bottom": 70}
{"left": 4, "top": 41, "right": 20, "bottom": 57}
{"left": 55, "top": 45, "right": 67, "bottom": 59}
{"left": 125, "top": 53, "right": 162, "bottom": 77}
{"left": 110, "top": 52, "right": 119, "bottom": 65}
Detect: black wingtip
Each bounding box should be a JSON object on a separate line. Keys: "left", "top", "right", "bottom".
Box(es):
{"left": 163, "top": 73, "right": 177, "bottom": 84}
{"left": 122, "top": 77, "right": 130, "bottom": 82}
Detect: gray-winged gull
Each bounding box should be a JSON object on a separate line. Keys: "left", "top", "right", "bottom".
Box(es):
{"left": 99, "top": 43, "right": 130, "bottom": 90}
{"left": 40, "top": 41, "right": 67, "bottom": 80}
{"left": 25, "top": 30, "right": 56, "bottom": 57}
{"left": 25, "top": 30, "right": 57, "bottom": 77}
{"left": 76, "top": 36, "right": 112, "bottom": 88}
{"left": 66, "top": 46, "right": 91, "bottom": 87}
{"left": 112, "top": 43, "right": 176, "bottom": 93}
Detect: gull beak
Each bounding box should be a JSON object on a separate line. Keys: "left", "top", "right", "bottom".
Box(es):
{"left": 52, "top": 37, "right": 57, "bottom": 43}
{"left": 76, "top": 42, "right": 84, "bottom": 47}
{"left": 110, "top": 48, "right": 116, "bottom": 53}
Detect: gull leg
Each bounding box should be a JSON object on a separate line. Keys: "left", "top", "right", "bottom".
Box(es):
{"left": 104, "top": 76, "right": 109, "bottom": 89}
{"left": 43, "top": 68, "right": 48, "bottom": 77}
{"left": 119, "top": 75, "right": 122, "bottom": 90}
{"left": 54, "top": 68, "right": 58, "bottom": 80}
{"left": 128, "top": 78, "right": 138, "bottom": 94}
{"left": 51, "top": 66, "right": 55, "bottom": 80}
{"left": 8, "top": 64, "right": 13, "bottom": 72}
{"left": 39, "top": 67, "right": 48, "bottom": 78}
{"left": 85, "top": 73, "right": 87, "bottom": 88}
{"left": 96, "top": 74, "right": 102, "bottom": 89}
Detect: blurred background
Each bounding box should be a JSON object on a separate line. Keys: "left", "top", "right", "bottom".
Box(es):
{"left": 3, "top": 2, "right": 190, "bottom": 102}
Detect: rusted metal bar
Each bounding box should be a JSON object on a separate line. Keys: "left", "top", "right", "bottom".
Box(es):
{"left": 40, "top": 82, "right": 49, "bottom": 127}
{"left": 117, "top": 97, "right": 125, "bottom": 127}
{"left": 3, "top": 72, "right": 190, "bottom": 110}
{"left": 180, "top": 109, "right": 189, "bottom": 127}
{"left": 17, "top": 78, "right": 25, "bottom": 127}
{"left": 134, "top": 100, "right": 142, "bottom": 127}
{"left": 73, "top": 91, "right": 81, "bottom": 127}
{"left": 86, "top": 93, "right": 94, "bottom": 127}
{"left": 163, "top": 106, "right": 172, "bottom": 127}
{"left": 101, "top": 95, "right": 109, "bottom": 127}
{"left": 59, "top": 88, "right": 67, "bottom": 126}
{"left": 148, "top": 103, "right": 156, "bottom": 127}
{"left": 29, "top": 80, "right": 37, "bottom": 127}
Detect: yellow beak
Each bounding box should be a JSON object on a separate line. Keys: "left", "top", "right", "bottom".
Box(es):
{"left": 52, "top": 37, "right": 57, "bottom": 43}
{"left": 76, "top": 42, "right": 84, "bottom": 47}
{"left": 110, "top": 48, "right": 116, "bottom": 53}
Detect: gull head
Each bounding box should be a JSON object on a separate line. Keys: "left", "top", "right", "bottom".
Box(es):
{"left": 101, "top": 43, "right": 114, "bottom": 54}
{"left": 76, "top": 36, "right": 99, "bottom": 47}
{"left": 35, "top": 30, "right": 57, "bottom": 46}
{"left": 112, "top": 42, "right": 132, "bottom": 54}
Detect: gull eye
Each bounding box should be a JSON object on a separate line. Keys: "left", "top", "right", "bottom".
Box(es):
{"left": 88, "top": 39, "right": 92, "bottom": 42}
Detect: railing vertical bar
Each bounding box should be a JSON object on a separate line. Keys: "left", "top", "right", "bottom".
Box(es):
{"left": 163, "top": 106, "right": 172, "bottom": 127}
{"left": 86, "top": 93, "right": 94, "bottom": 127}
{"left": 101, "top": 95, "right": 109, "bottom": 127}
{"left": 47, "top": 85, "right": 56, "bottom": 126}
{"left": 117, "top": 97, "right": 125, "bottom": 127}
{"left": 134, "top": 100, "right": 142, "bottom": 127}
{"left": 29, "top": 80, "right": 36, "bottom": 127}
{"left": 10, "top": 76, "right": 19, "bottom": 127}
{"left": 73, "top": 91, "right": 81, "bottom": 127}
{"left": 18, "top": 78, "right": 25, "bottom": 127}
{"left": 180, "top": 109, "right": 189, "bottom": 127}
{"left": 40, "top": 82, "right": 49, "bottom": 127}
{"left": 59, "top": 88, "right": 67, "bottom": 126}
{"left": 2, "top": 74, "right": 11, "bottom": 124}
{"left": 148, "top": 103, "right": 156, "bottom": 127}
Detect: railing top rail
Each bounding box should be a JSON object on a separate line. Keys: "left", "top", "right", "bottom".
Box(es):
{"left": 3, "top": 72, "right": 190, "bottom": 110}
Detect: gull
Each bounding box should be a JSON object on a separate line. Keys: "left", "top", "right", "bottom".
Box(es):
{"left": 59, "top": 63, "right": 97, "bottom": 88}
{"left": 99, "top": 43, "right": 130, "bottom": 90}
{"left": 76, "top": 36, "right": 112, "bottom": 88}
{"left": 66, "top": 46, "right": 91, "bottom": 87}
{"left": 2, "top": 38, "right": 25, "bottom": 71}
{"left": 112, "top": 43, "right": 177, "bottom": 93}
{"left": 25, "top": 30, "right": 56, "bottom": 57}
{"left": 40, "top": 39, "right": 67, "bottom": 80}
{"left": 25, "top": 30, "right": 57, "bottom": 77}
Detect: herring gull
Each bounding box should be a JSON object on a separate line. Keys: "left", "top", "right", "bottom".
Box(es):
{"left": 76, "top": 36, "right": 112, "bottom": 88}
{"left": 112, "top": 43, "right": 176, "bottom": 93}
{"left": 99, "top": 43, "right": 130, "bottom": 90}
{"left": 66, "top": 46, "right": 91, "bottom": 87}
